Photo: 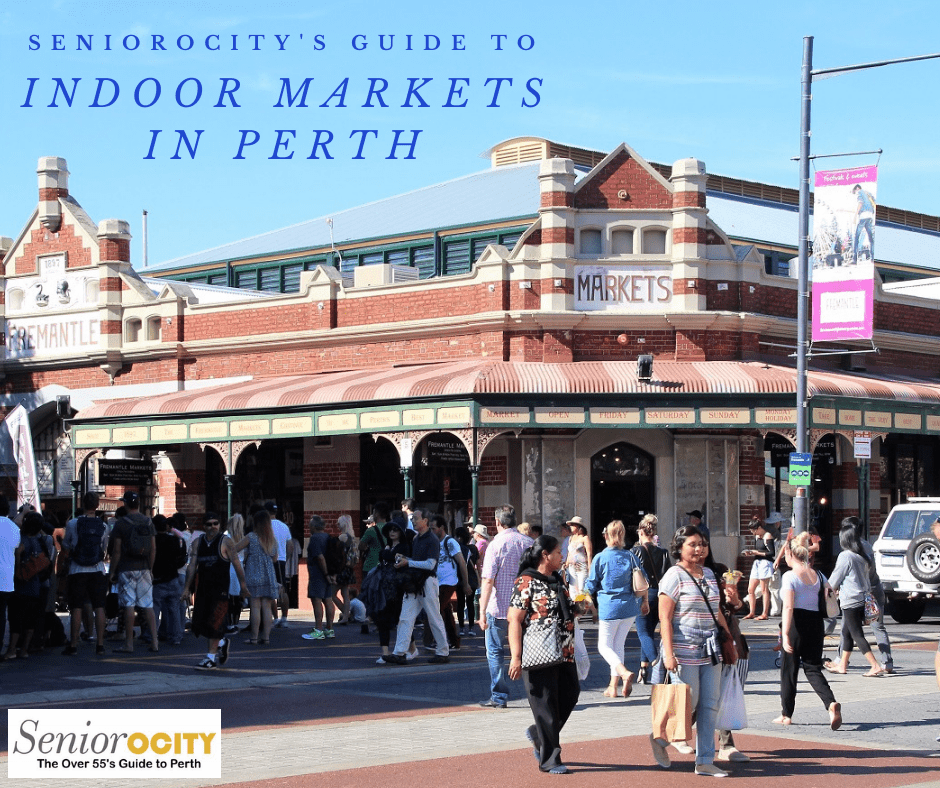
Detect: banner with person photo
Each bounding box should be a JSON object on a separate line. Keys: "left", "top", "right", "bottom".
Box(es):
{"left": 811, "top": 165, "right": 877, "bottom": 341}
{"left": 4, "top": 402, "right": 41, "bottom": 511}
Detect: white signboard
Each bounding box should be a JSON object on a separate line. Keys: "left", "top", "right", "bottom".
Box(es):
{"left": 6, "top": 312, "right": 100, "bottom": 359}
{"left": 854, "top": 430, "right": 872, "bottom": 460}
{"left": 574, "top": 265, "right": 673, "bottom": 311}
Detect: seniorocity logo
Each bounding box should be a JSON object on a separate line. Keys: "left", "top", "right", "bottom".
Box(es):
{"left": 8, "top": 709, "right": 221, "bottom": 779}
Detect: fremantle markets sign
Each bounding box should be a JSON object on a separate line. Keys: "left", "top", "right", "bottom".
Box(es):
{"left": 574, "top": 265, "right": 673, "bottom": 311}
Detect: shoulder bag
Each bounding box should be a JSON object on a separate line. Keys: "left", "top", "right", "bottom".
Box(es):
{"left": 680, "top": 568, "right": 737, "bottom": 665}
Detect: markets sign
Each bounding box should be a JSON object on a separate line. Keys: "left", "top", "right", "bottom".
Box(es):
{"left": 420, "top": 436, "right": 468, "bottom": 467}
{"left": 97, "top": 459, "right": 153, "bottom": 486}
{"left": 574, "top": 265, "right": 673, "bottom": 311}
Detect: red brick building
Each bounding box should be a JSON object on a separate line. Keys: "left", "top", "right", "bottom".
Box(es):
{"left": 3, "top": 139, "right": 940, "bottom": 581}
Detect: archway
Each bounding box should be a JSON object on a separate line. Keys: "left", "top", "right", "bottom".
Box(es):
{"left": 590, "top": 442, "right": 655, "bottom": 551}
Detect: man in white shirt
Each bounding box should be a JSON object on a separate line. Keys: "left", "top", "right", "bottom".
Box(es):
{"left": 429, "top": 515, "right": 471, "bottom": 650}
{"left": 265, "top": 501, "right": 292, "bottom": 628}
{"left": 0, "top": 494, "right": 20, "bottom": 652}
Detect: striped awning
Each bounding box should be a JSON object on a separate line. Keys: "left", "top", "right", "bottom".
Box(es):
{"left": 75, "top": 360, "right": 940, "bottom": 421}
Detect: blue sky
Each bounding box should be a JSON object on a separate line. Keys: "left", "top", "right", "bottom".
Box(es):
{"left": 2, "top": 0, "right": 938, "bottom": 267}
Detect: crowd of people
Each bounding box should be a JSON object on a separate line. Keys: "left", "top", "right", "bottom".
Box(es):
{"left": 3, "top": 493, "right": 940, "bottom": 776}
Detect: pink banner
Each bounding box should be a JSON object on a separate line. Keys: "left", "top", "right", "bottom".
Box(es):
{"left": 812, "top": 166, "right": 877, "bottom": 342}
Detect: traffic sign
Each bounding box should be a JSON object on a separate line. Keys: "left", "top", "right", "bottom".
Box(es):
{"left": 788, "top": 452, "right": 813, "bottom": 486}
{"left": 854, "top": 431, "right": 872, "bottom": 459}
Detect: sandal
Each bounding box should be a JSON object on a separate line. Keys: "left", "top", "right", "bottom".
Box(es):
{"left": 824, "top": 663, "right": 847, "bottom": 674}
{"left": 862, "top": 669, "right": 884, "bottom": 677}
{"left": 257, "top": 639, "right": 269, "bottom": 645}
{"left": 621, "top": 671, "right": 635, "bottom": 698}
{"left": 244, "top": 638, "right": 258, "bottom": 644}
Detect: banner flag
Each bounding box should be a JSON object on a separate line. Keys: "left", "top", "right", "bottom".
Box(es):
{"left": 811, "top": 165, "right": 877, "bottom": 341}
{"left": 5, "top": 403, "right": 41, "bottom": 511}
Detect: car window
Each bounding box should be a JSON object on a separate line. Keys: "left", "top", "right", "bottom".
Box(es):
{"left": 881, "top": 509, "right": 940, "bottom": 540}
{"left": 915, "top": 511, "right": 940, "bottom": 536}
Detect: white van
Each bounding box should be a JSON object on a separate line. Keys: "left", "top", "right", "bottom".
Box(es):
{"left": 872, "top": 497, "right": 940, "bottom": 623}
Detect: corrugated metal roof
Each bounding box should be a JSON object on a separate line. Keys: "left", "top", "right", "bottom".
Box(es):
{"left": 144, "top": 163, "right": 545, "bottom": 272}
{"left": 74, "top": 361, "right": 940, "bottom": 422}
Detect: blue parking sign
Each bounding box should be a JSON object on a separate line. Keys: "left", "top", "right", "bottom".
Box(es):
{"left": 788, "top": 452, "right": 812, "bottom": 486}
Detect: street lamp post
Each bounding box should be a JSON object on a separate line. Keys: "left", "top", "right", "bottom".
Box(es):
{"left": 793, "top": 36, "right": 940, "bottom": 534}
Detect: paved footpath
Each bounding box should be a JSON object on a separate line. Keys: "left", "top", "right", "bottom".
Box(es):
{"left": 3, "top": 612, "right": 940, "bottom": 787}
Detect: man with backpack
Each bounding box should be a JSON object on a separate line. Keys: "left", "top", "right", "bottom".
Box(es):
{"left": 61, "top": 492, "right": 110, "bottom": 656}
{"left": 108, "top": 491, "right": 159, "bottom": 654}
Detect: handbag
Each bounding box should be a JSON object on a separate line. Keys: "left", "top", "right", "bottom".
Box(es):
{"left": 521, "top": 619, "right": 564, "bottom": 670}
{"left": 817, "top": 571, "right": 840, "bottom": 618}
{"left": 863, "top": 590, "right": 881, "bottom": 624}
{"left": 714, "top": 664, "right": 748, "bottom": 730}
{"left": 632, "top": 565, "right": 650, "bottom": 597}
{"left": 15, "top": 538, "right": 52, "bottom": 583}
{"left": 680, "top": 568, "right": 736, "bottom": 665}
{"left": 651, "top": 672, "right": 693, "bottom": 743}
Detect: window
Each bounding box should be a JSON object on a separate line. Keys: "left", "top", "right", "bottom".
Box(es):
{"left": 580, "top": 229, "right": 602, "bottom": 255}
{"left": 642, "top": 228, "right": 667, "bottom": 254}
{"left": 146, "top": 316, "right": 161, "bottom": 341}
{"left": 360, "top": 251, "right": 384, "bottom": 266}
{"left": 258, "top": 268, "right": 280, "bottom": 292}
{"left": 236, "top": 270, "right": 257, "bottom": 289}
{"left": 413, "top": 245, "right": 435, "bottom": 278}
{"left": 7, "top": 289, "right": 24, "bottom": 310}
{"left": 125, "top": 318, "right": 141, "bottom": 342}
{"left": 443, "top": 239, "right": 471, "bottom": 275}
{"left": 282, "top": 264, "right": 302, "bottom": 292}
{"left": 207, "top": 273, "right": 228, "bottom": 287}
{"left": 85, "top": 280, "right": 99, "bottom": 304}
{"left": 611, "top": 228, "right": 635, "bottom": 255}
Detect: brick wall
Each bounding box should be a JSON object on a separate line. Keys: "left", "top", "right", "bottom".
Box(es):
{"left": 480, "top": 456, "right": 507, "bottom": 486}
{"left": 16, "top": 224, "right": 93, "bottom": 274}
{"left": 304, "top": 462, "right": 359, "bottom": 491}
{"left": 574, "top": 150, "right": 672, "bottom": 210}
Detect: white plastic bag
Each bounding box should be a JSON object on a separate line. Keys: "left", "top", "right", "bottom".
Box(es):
{"left": 574, "top": 622, "right": 590, "bottom": 681}
{"left": 714, "top": 664, "right": 747, "bottom": 730}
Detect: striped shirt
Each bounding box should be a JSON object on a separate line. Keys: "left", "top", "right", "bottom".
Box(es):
{"left": 482, "top": 527, "right": 533, "bottom": 619}
{"left": 659, "top": 566, "right": 720, "bottom": 666}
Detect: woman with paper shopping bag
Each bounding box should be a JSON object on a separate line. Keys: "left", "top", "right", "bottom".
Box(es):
{"left": 650, "top": 525, "right": 734, "bottom": 777}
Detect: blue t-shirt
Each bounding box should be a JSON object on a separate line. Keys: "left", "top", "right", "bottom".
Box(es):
{"left": 586, "top": 547, "right": 645, "bottom": 620}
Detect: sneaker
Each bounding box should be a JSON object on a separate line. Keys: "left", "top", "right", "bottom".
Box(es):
{"left": 273, "top": 618, "right": 288, "bottom": 629}
{"left": 428, "top": 655, "right": 450, "bottom": 664}
{"left": 382, "top": 653, "right": 407, "bottom": 665}
{"left": 225, "top": 625, "right": 239, "bottom": 634}
{"left": 694, "top": 764, "right": 728, "bottom": 777}
{"left": 478, "top": 699, "right": 508, "bottom": 709}
{"left": 671, "top": 741, "right": 695, "bottom": 755}
{"left": 217, "top": 637, "right": 230, "bottom": 666}
{"left": 95, "top": 644, "right": 106, "bottom": 655}
{"left": 195, "top": 656, "right": 218, "bottom": 671}
{"left": 717, "top": 747, "right": 750, "bottom": 763}
{"left": 61, "top": 645, "right": 78, "bottom": 656}
{"left": 324, "top": 629, "right": 335, "bottom": 639}
{"left": 547, "top": 765, "right": 571, "bottom": 775}
{"left": 649, "top": 735, "right": 671, "bottom": 769}
{"left": 405, "top": 649, "right": 417, "bottom": 661}
{"left": 302, "top": 629, "right": 326, "bottom": 640}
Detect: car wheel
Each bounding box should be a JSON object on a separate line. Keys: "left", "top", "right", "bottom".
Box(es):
{"left": 887, "top": 596, "right": 926, "bottom": 625}
{"left": 905, "top": 533, "right": 940, "bottom": 584}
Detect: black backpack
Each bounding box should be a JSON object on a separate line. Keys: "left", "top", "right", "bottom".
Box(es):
{"left": 324, "top": 535, "right": 347, "bottom": 575}
{"left": 72, "top": 515, "right": 106, "bottom": 567}
{"left": 122, "top": 513, "right": 154, "bottom": 558}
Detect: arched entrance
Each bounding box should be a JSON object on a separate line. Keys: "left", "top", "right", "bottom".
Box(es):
{"left": 591, "top": 442, "right": 655, "bottom": 550}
